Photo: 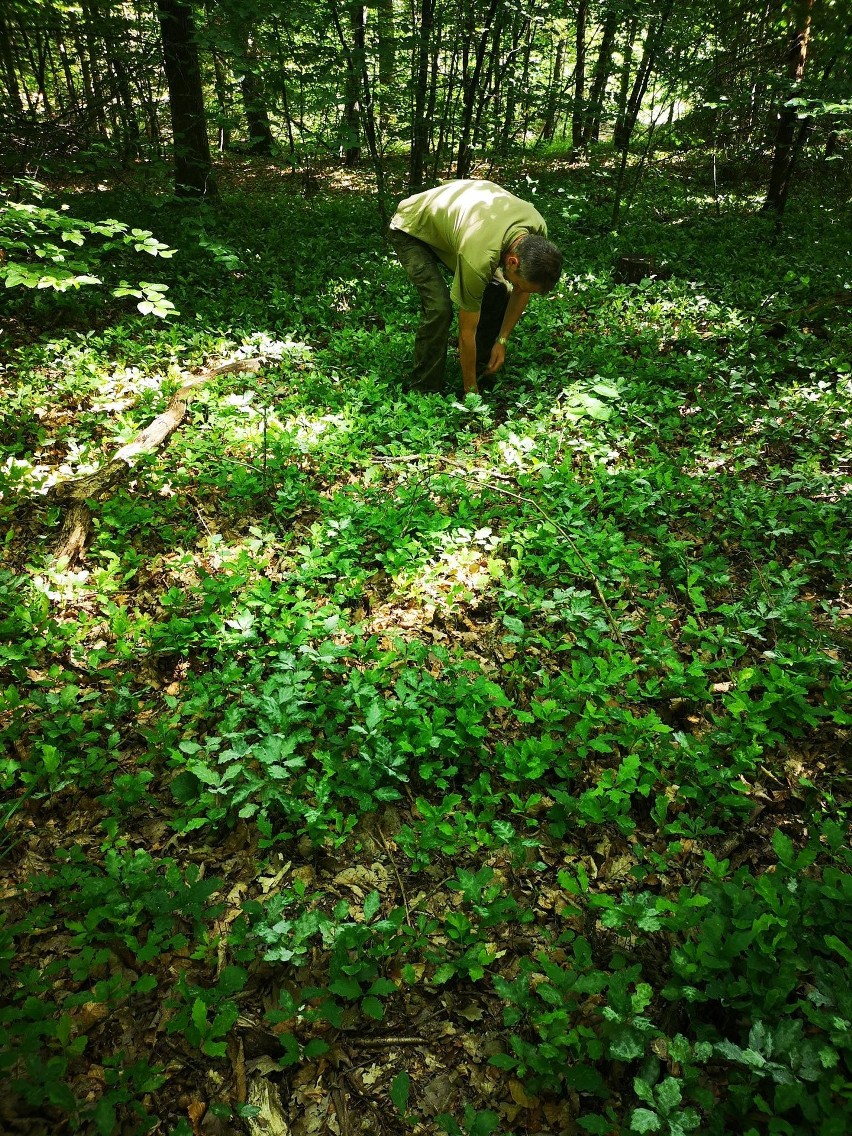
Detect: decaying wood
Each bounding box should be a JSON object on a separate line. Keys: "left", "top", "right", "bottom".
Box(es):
{"left": 49, "top": 356, "right": 264, "bottom": 565}
{"left": 759, "top": 289, "right": 852, "bottom": 336}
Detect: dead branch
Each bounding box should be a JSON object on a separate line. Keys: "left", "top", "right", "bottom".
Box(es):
{"left": 48, "top": 356, "right": 265, "bottom": 565}
{"left": 759, "top": 289, "right": 852, "bottom": 335}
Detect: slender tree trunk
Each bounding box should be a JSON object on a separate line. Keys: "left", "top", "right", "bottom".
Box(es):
{"left": 613, "top": 1, "right": 674, "bottom": 151}
{"left": 79, "top": 3, "right": 109, "bottom": 135}
{"left": 241, "top": 38, "right": 275, "bottom": 156}
{"left": 140, "top": 69, "right": 163, "bottom": 153}
{"left": 518, "top": 16, "right": 534, "bottom": 152}
{"left": 571, "top": 0, "right": 587, "bottom": 158}
{"left": 331, "top": 0, "right": 386, "bottom": 218}
{"left": 55, "top": 33, "right": 78, "bottom": 114}
{"left": 210, "top": 49, "right": 231, "bottom": 153}
{"left": 764, "top": 0, "right": 814, "bottom": 214}
{"left": 540, "top": 38, "right": 565, "bottom": 145}
{"left": 376, "top": 0, "right": 395, "bottom": 124}
{"left": 613, "top": 15, "right": 638, "bottom": 145}
{"left": 18, "top": 23, "right": 50, "bottom": 114}
{"left": 455, "top": 0, "right": 501, "bottom": 177}
{"left": 472, "top": 4, "right": 506, "bottom": 152}
{"left": 110, "top": 53, "right": 142, "bottom": 156}
{"left": 432, "top": 22, "right": 457, "bottom": 180}
{"left": 425, "top": 16, "right": 442, "bottom": 155}
{"left": 410, "top": 0, "right": 435, "bottom": 190}
{"left": 156, "top": 0, "right": 217, "bottom": 197}
{"left": 342, "top": 1, "right": 365, "bottom": 164}
{"left": 0, "top": 13, "right": 24, "bottom": 115}
{"left": 583, "top": 4, "right": 618, "bottom": 145}
{"left": 270, "top": 18, "right": 296, "bottom": 159}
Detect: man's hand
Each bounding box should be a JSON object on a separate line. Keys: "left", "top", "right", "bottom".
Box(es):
{"left": 482, "top": 342, "right": 506, "bottom": 376}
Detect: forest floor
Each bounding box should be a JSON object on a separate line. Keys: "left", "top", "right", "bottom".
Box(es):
{"left": 1, "top": 152, "right": 851, "bottom": 1136}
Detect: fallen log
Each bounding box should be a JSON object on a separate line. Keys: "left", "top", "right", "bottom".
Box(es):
{"left": 48, "top": 356, "right": 264, "bottom": 565}
{"left": 760, "top": 289, "right": 852, "bottom": 337}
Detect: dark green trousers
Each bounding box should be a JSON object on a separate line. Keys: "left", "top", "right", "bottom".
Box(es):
{"left": 389, "top": 227, "right": 509, "bottom": 392}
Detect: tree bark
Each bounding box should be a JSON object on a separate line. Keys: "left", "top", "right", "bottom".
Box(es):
{"left": 583, "top": 3, "right": 618, "bottom": 145}
{"left": 455, "top": 0, "right": 501, "bottom": 178}
{"left": 0, "top": 12, "right": 24, "bottom": 116}
{"left": 410, "top": 0, "right": 435, "bottom": 190}
{"left": 376, "top": 0, "right": 395, "bottom": 124}
{"left": 156, "top": 0, "right": 217, "bottom": 197}
{"left": 764, "top": 0, "right": 815, "bottom": 214}
{"left": 240, "top": 39, "right": 275, "bottom": 156}
{"left": 342, "top": 1, "right": 365, "bottom": 164}
{"left": 540, "top": 37, "right": 565, "bottom": 146}
{"left": 571, "top": 0, "right": 587, "bottom": 158}
{"left": 613, "top": 0, "right": 674, "bottom": 151}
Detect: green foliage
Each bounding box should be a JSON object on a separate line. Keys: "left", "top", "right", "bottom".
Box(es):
{"left": 0, "top": 179, "right": 175, "bottom": 314}
{"left": 2, "top": 159, "right": 850, "bottom": 1134}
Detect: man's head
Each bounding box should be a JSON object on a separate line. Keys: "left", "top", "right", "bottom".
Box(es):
{"left": 503, "top": 234, "right": 563, "bottom": 295}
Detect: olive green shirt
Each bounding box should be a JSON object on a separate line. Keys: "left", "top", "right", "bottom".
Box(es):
{"left": 390, "top": 180, "right": 548, "bottom": 311}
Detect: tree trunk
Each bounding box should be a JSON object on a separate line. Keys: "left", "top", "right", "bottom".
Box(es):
{"left": 455, "top": 0, "right": 501, "bottom": 178}
{"left": 0, "top": 12, "right": 24, "bottom": 116}
{"left": 472, "top": 3, "right": 507, "bottom": 153}
{"left": 495, "top": 11, "right": 531, "bottom": 155}
{"left": 540, "top": 38, "right": 565, "bottom": 145}
{"left": 331, "top": 0, "right": 386, "bottom": 216}
{"left": 764, "top": 0, "right": 815, "bottom": 214}
{"left": 376, "top": 0, "right": 395, "bottom": 124}
{"left": 240, "top": 38, "right": 275, "bottom": 156}
{"left": 613, "top": 0, "right": 674, "bottom": 151}
{"left": 156, "top": 0, "right": 217, "bottom": 197}
{"left": 79, "top": 2, "right": 110, "bottom": 136}
{"left": 583, "top": 3, "right": 618, "bottom": 145}
{"left": 613, "top": 15, "right": 638, "bottom": 145}
{"left": 410, "top": 0, "right": 435, "bottom": 190}
{"left": 342, "top": 1, "right": 365, "bottom": 164}
{"left": 432, "top": 19, "right": 457, "bottom": 180}
{"left": 571, "top": 0, "right": 587, "bottom": 158}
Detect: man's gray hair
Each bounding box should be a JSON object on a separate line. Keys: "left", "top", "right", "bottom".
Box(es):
{"left": 517, "top": 234, "right": 563, "bottom": 293}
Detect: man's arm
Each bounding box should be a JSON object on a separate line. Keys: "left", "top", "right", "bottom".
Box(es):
{"left": 483, "top": 287, "right": 532, "bottom": 376}
{"left": 458, "top": 308, "right": 480, "bottom": 394}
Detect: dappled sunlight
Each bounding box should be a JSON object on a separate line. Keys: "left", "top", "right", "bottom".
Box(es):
{"left": 368, "top": 525, "right": 504, "bottom": 638}
{"left": 4, "top": 151, "right": 851, "bottom": 1136}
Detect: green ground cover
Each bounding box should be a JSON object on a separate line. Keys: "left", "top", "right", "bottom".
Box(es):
{"left": 1, "top": 155, "right": 850, "bottom": 1136}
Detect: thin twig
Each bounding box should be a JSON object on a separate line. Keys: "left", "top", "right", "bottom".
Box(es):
{"left": 364, "top": 451, "right": 626, "bottom": 646}
{"left": 483, "top": 480, "right": 627, "bottom": 647}
{"left": 377, "top": 827, "right": 411, "bottom": 927}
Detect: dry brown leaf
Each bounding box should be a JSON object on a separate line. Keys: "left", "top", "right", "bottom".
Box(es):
{"left": 456, "top": 1003, "right": 484, "bottom": 1022}
{"left": 187, "top": 1098, "right": 206, "bottom": 1135}
{"left": 72, "top": 1001, "right": 111, "bottom": 1032}
{"left": 421, "top": 1073, "right": 455, "bottom": 1115}
{"left": 509, "top": 1079, "right": 539, "bottom": 1108}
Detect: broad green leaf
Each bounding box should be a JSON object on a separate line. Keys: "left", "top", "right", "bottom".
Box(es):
{"left": 654, "top": 1077, "right": 683, "bottom": 1112}
{"left": 771, "top": 829, "right": 795, "bottom": 866}
{"left": 825, "top": 935, "right": 852, "bottom": 966}
{"left": 363, "top": 889, "right": 381, "bottom": 921}
{"left": 390, "top": 1070, "right": 410, "bottom": 1113}
{"left": 630, "top": 1108, "right": 662, "bottom": 1133}
{"left": 191, "top": 997, "right": 208, "bottom": 1033}
{"left": 361, "top": 996, "right": 385, "bottom": 1020}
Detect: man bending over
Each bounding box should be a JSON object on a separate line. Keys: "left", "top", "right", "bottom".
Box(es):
{"left": 389, "top": 180, "right": 563, "bottom": 395}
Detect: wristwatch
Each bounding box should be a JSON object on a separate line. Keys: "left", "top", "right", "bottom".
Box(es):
{"left": 497, "top": 335, "right": 508, "bottom": 346}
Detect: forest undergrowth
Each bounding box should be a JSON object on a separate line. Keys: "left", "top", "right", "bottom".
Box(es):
{"left": 1, "top": 152, "right": 851, "bottom": 1136}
